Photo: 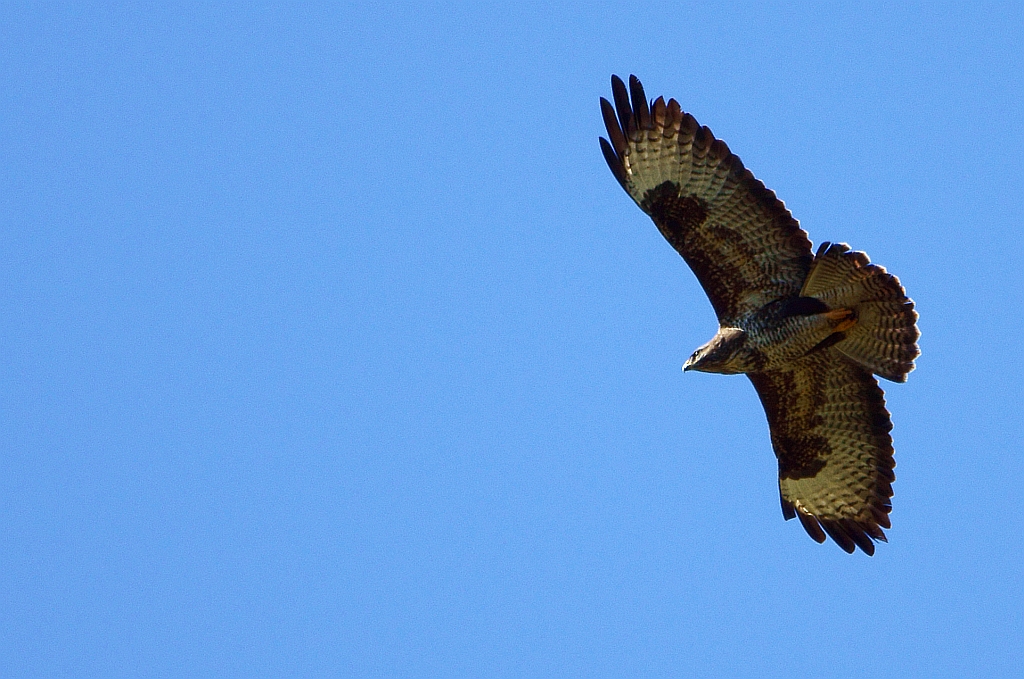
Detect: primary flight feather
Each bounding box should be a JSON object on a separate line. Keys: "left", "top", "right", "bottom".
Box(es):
{"left": 600, "top": 75, "right": 919, "bottom": 554}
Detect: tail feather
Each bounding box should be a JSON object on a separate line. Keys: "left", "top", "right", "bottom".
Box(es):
{"left": 802, "top": 242, "right": 919, "bottom": 382}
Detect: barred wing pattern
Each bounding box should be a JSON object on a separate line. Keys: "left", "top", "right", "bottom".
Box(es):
{"left": 748, "top": 356, "right": 895, "bottom": 555}
{"left": 600, "top": 75, "right": 813, "bottom": 323}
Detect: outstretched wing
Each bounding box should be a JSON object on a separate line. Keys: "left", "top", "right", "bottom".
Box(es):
{"left": 601, "top": 75, "right": 813, "bottom": 323}
{"left": 747, "top": 353, "right": 896, "bottom": 555}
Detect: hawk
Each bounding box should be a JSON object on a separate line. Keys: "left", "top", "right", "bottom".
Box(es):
{"left": 600, "top": 75, "right": 920, "bottom": 554}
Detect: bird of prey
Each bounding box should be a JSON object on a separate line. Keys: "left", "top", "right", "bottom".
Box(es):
{"left": 600, "top": 75, "right": 919, "bottom": 554}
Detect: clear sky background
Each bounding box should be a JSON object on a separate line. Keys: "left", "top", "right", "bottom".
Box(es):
{"left": 3, "top": 2, "right": 1022, "bottom": 676}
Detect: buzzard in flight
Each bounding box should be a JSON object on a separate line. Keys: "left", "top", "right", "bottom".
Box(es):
{"left": 600, "top": 75, "right": 919, "bottom": 554}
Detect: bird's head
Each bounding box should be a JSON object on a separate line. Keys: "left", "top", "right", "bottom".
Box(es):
{"left": 683, "top": 327, "right": 749, "bottom": 374}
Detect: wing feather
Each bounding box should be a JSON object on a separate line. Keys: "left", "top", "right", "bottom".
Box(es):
{"left": 601, "top": 75, "right": 813, "bottom": 322}
{"left": 747, "top": 354, "right": 896, "bottom": 555}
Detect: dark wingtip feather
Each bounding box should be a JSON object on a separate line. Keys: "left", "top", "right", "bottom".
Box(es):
{"left": 863, "top": 521, "right": 887, "bottom": 542}
{"left": 651, "top": 96, "right": 666, "bottom": 122}
{"left": 628, "top": 75, "right": 650, "bottom": 130}
{"left": 871, "top": 506, "right": 892, "bottom": 530}
{"left": 842, "top": 520, "right": 877, "bottom": 555}
{"left": 797, "top": 511, "right": 827, "bottom": 543}
{"left": 796, "top": 508, "right": 888, "bottom": 554}
{"left": 820, "top": 520, "right": 857, "bottom": 554}
{"left": 856, "top": 538, "right": 876, "bottom": 556}
{"left": 610, "top": 75, "right": 632, "bottom": 138}
{"left": 600, "top": 97, "right": 628, "bottom": 156}
{"left": 667, "top": 98, "right": 681, "bottom": 130}
{"left": 600, "top": 137, "right": 627, "bottom": 187}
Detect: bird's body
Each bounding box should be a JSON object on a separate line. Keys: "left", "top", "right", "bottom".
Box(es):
{"left": 685, "top": 299, "right": 856, "bottom": 375}
{"left": 600, "top": 75, "right": 919, "bottom": 554}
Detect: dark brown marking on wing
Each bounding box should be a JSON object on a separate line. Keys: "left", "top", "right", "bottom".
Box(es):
{"left": 640, "top": 182, "right": 756, "bottom": 319}
{"left": 641, "top": 183, "right": 707, "bottom": 244}
{"left": 748, "top": 370, "right": 828, "bottom": 480}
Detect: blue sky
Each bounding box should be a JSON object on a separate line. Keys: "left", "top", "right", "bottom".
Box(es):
{"left": 2, "top": 2, "right": 1022, "bottom": 676}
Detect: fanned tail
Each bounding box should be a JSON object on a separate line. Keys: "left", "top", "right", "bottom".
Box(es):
{"left": 801, "top": 242, "right": 920, "bottom": 382}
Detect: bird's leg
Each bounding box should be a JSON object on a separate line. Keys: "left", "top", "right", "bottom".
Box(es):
{"left": 824, "top": 308, "right": 857, "bottom": 333}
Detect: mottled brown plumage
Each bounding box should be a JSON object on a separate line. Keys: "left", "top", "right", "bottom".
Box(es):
{"left": 600, "top": 75, "right": 920, "bottom": 554}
